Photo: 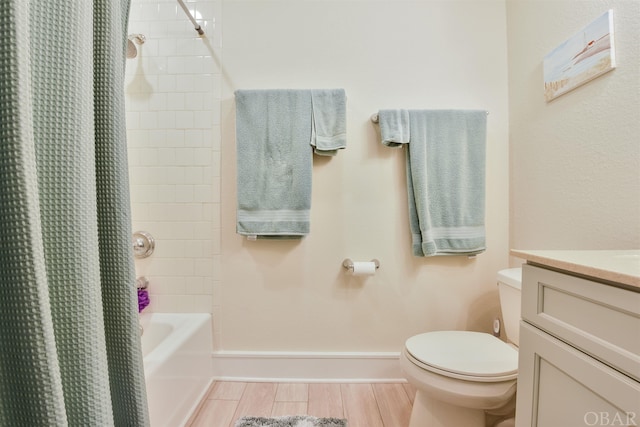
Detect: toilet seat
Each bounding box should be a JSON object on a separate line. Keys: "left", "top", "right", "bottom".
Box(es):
{"left": 405, "top": 331, "right": 518, "bottom": 382}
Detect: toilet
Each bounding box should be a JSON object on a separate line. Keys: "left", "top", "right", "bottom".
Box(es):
{"left": 400, "top": 268, "right": 522, "bottom": 427}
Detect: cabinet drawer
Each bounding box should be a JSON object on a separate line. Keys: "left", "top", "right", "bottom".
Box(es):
{"left": 522, "top": 264, "right": 640, "bottom": 381}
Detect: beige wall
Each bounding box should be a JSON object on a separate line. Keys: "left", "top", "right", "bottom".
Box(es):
{"left": 507, "top": 0, "right": 640, "bottom": 253}
{"left": 219, "top": 0, "right": 510, "bottom": 352}
{"left": 126, "top": 0, "right": 639, "bottom": 354}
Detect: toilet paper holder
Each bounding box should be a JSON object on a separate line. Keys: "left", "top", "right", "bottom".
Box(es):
{"left": 342, "top": 258, "right": 380, "bottom": 272}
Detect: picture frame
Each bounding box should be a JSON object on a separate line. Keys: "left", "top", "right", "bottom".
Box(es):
{"left": 543, "top": 10, "right": 616, "bottom": 102}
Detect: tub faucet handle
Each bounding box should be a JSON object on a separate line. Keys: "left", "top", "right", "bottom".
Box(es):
{"left": 132, "top": 231, "right": 155, "bottom": 258}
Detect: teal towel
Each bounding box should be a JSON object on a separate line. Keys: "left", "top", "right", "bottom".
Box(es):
{"left": 405, "top": 110, "right": 487, "bottom": 256}
{"left": 378, "top": 109, "right": 410, "bottom": 147}
{"left": 234, "top": 90, "right": 312, "bottom": 238}
{"left": 235, "top": 89, "right": 346, "bottom": 238}
{"left": 311, "top": 89, "right": 347, "bottom": 156}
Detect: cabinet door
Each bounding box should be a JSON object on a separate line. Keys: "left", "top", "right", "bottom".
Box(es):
{"left": 516, "top": 322, "right": 640, "bottom": 427}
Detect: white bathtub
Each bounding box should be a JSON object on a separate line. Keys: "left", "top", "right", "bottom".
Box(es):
{"left": 140, "top": 313, "right": 213, "bottom": 427}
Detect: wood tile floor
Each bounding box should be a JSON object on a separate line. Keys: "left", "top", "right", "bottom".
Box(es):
{"left": 188, "top": 381, "right": 415, "bottom": 427}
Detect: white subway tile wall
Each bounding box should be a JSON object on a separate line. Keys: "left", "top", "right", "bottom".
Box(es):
{"left": 125, "top": 0, "right": 221, "bottom": 343}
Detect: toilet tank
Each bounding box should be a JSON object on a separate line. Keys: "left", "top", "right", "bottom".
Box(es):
{"left": 497, "top": 268, "right": 522, "bottom": 346}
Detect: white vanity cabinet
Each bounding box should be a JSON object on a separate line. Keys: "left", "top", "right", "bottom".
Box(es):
{"left": 514, "top": 259, "right": 640, "bottom": 427}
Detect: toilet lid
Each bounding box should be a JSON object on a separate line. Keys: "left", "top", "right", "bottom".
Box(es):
{"left": 405, "top": 331, "right": 518, "bottom": 378}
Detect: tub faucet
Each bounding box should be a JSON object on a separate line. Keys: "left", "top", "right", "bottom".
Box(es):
{"left": 136, "top": 276, "right": 149, "bottom": 290}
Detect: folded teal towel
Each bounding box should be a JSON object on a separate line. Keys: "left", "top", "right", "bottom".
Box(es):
{"left": 235, "top": 89, "right": 313, "bottom": 238}
{"left": 405, "top": 110, "right": 487, "bottom": 256}
{"left": 311, "top": 89, "right": 347, "bottom": 156}
{"left": 378, "top": 109, "right": 410, "bottom": 147}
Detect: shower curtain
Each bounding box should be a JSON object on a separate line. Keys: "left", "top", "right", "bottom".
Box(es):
{"left": 0, "top": 1, "right": 149, "bottom": 426}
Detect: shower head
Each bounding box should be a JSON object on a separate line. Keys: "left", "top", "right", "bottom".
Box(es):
{"left": 127, "top": 34, "right": 146, "bottom": 59}
{"left": 126, "top": 39, "right": 137, "bottom": 59}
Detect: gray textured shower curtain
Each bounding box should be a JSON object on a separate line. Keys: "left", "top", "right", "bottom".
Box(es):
{"left": 0, "top": 1, "right": 149, "bottom": 426}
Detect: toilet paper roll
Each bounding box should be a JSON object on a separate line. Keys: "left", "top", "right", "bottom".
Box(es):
{"left": 351, "top": 261, "right": 377, "bottom": 276}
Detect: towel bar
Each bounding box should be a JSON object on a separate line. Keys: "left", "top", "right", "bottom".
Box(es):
{"left": 371, "top": 110, "right": 489, "bottom": 124}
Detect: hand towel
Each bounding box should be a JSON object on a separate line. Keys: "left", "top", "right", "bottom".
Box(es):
{"left": 235, "top": 89, "right": 313, "bottom": 238}
{"left": 310, "top": 89, "right": 347, "bottom": 156}
{"left": 378, "top": 109, "right": 410, "bottom": 147}
{"left": 406, "top": 110, "right": 487, "bottom": 256}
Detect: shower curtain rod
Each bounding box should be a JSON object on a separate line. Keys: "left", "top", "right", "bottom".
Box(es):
{"left": 177, "top": 0, "right": 205, "bottom": 35}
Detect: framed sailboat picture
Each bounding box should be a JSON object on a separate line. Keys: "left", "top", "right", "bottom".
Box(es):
{"left": 543, "top": 10, "right": 616, "bottom": 102}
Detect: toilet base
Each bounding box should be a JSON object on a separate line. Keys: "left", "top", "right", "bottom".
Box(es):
{"left": 409, "top": 389, "right": 485, "bottom": 427}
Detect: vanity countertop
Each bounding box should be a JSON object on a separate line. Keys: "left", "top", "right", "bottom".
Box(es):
{"left": 511, "top": 249, "right": 640, "bottom": 289}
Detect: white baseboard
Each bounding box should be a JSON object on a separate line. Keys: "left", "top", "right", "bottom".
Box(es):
{"left": 211, "top": 351, "right": 406, "bottom": 383}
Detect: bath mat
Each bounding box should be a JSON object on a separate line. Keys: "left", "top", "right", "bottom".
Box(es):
{"left": 235, "top": 415, "right": 347, "bottom": 427}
